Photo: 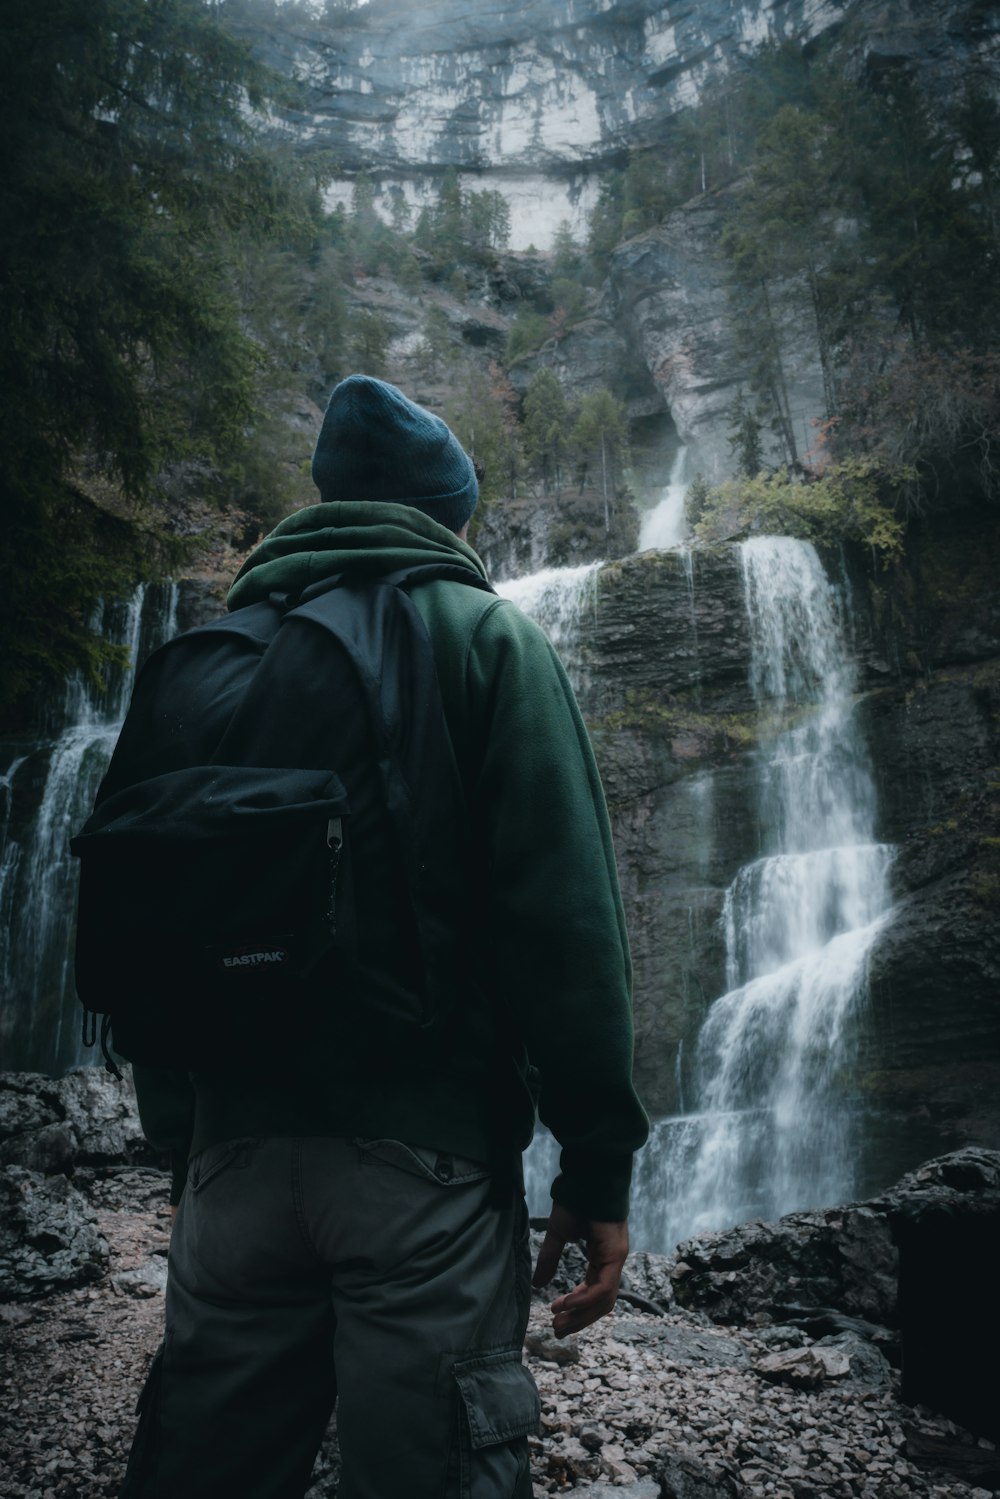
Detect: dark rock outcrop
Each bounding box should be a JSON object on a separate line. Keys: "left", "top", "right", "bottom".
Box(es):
{"left": 848, "top": 517, "right": 1000, "bottom": 1174}
{"left": 576, "top": 548, "right": 760, "bottom": 1112}
{"left": 0, "top": 1069, "right": 150, "bottom": 1177}
{"left": 0, "top": 1167, "right": 109, "bottom": 1300}
{"left": 671, "top": 1204, "right": 899, "bottom": 1329}
{"left": 670, "top": 1146, "right": 999, "bottom": 1335}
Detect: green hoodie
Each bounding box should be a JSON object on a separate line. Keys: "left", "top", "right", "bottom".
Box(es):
{"left": 140, "top": 501, "right": 648, "bottom": 1221}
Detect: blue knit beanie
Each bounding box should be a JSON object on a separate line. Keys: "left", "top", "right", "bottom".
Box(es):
{"left": 311, "top": 375, "right": 479, "bottom": 532}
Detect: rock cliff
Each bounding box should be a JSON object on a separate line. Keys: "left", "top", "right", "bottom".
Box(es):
{"left": 527, "top": 519, "right": 1000, "bottom": 1186}
{"left": 250, "top": 0, "right": 996, "bottom": 244}
{"left": 242, "top": 0, "right": 998, "bottom": 470}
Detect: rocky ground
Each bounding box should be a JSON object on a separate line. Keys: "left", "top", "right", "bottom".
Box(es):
{"left": 2, "top": 1158, "right": 998, "bottom": 1499}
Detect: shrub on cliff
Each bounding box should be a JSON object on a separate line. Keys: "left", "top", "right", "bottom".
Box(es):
{"left": 694, "top": 459, "right": 908, "bottom": 563}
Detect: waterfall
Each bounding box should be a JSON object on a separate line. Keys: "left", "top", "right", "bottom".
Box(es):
{"left": 494, "top": 559, "right": 605, "bottom": 1217}
{"left": 0, "top": 582, "right": 179, "bottom": 1074}
{"left": 494, "top": 561, "right": 602, "bottom": 696}
{"left": 635, "top": 537, "right": 893, "bottom": 1251}
{"left": 639, "top": 447, "right": 689, "bottom": 552}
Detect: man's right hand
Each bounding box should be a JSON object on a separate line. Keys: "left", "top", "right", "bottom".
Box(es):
{"left": 531, "top": 1202, "right": 629, "bottom": 1338}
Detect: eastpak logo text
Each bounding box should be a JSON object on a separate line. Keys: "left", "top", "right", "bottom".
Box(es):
{"left": 221, "top": 950, "right": 287, "bottom": 968}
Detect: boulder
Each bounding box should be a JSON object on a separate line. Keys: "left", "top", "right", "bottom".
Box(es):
{"left": 655, "top": 1452, "right": 748, "bottom": 1499}
{"left": 0, "top": 1167, "right": 109, "bottom": 1300}
{"left": 670, "top": 1148, "right": 1000, "bottom": 1345}
{"left": 672, "top": 1204, "right": 899, "bottom": 1327}
{"left": 0, "top": 1068, "right": 148, "bottom": 1176}
{"left": 753, "top": 1344, "right": 851, "bottom": 1389}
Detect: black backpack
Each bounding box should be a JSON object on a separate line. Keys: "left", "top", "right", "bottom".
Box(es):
{"left": 71, "top": 563, "right": 494, "bottom": 1074}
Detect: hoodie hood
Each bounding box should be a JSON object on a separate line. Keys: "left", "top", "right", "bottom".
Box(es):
{"left": 227, "top": 500, "right": 489, "bottom": 612}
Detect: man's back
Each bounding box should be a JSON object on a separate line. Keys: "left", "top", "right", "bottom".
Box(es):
{"left": 96, "top": 377, "right": 647, "bottom": 1499}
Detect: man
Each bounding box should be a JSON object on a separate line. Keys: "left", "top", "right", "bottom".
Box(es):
{"left": 111, "top": 375, "right": 648, "bottom": 1498}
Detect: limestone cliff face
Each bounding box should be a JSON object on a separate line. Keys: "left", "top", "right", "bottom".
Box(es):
{"left": 260, "top": 0, "right": 844, "bottom": 176}
{"left": 608, "top": 191, "right": 827, "bottom": 478}
{"left": 259, "top": 0, "right": 993, "bottom": 181}
{"left": 247, "top": 0, "right": 998, "bottom": 473}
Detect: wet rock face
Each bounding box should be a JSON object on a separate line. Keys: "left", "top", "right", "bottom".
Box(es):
{"left": 848, "top": 519, "right": 1000, "bottom": 1171}
{"left": 570, "top": 548, "right": 760, "bottom": 1112}
{"left": 573, "top": 517, "right": 1000, "bottom": 1151}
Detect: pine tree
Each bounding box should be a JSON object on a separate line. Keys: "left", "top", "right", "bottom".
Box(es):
{"left": 0, "top": 0, "right": 296, "bottom": 720}
{"left": 443, "top": 361, "right": 521, "bottom": 515}
{"left": 522, "top": 369, "right": 569, "bottom": 492}
{"left": 570, "top": 389, "right": 629, "bottom": 530}
{"left": 551, "top": 221, "right": 581, "bottom": 276}
{"left": 727, "top": 390, "right": 765, "bottom": 478}
{"left": 350, "top": 310, "right": 390, "bottom": 377}
{"left": 419, "top": 305, "right": 453, "bottom": 377}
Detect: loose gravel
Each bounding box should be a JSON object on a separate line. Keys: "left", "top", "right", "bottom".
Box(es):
{"left": 1, "top": 1168, "right": 996, "bottom": 1498}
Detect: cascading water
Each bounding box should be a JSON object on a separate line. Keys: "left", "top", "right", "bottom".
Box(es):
{"left": 639, "top": 447, "right": 689, "bottom": 552}
{"left": 0, "top": 582, "right": 178, "bottom": 1074}
{"left": 634, "top": 537, "right": 893, "bottom": 1251}
{"left": 494, "top": 561, "right": 603, "bottom": 693}
{"left": 494, "top": 560, "right": 606, "bottom": 1217}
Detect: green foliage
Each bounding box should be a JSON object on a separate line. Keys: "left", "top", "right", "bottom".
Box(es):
{"left": 308, "top": 246, "right": 352, "bottom": 381}
{"left": 419, "top": 304, "right": 454, "bottom": 378}
{"left": 0, "top": 488, "right": 188, "bottom": 729}
{"left": 505, "top": 309, "right": 552, "bottom": 363}
{"left": 443, "top": 362, "right": 521, "bottom": 527}
{"left": 349, "top": 309, "right": 390, "bottom": 377}
{"left": 413, "top": 171, "right": 511, "bottom": 273}
{"left": 832, "top": 344, "right": 1000, "bottom": 513}
{"left": 550, "top": 278, "right": 588, "bottom": 323}
{"left": 570, "top": 389, "right": 630, "bottom": 531}
{"left": 694, "top": 459, "right": 909, "bottom": 561}
{"left": 551, "top": 221, "right": 583, "bottom": 276}
{"left": 522, "top": 369, "right": 570, "bottom": 491}
{"left": 587, "top": 174, "right": 625, "bottom": 270}
{"left": 464, "top": 189, "right": 512, "bottom": 254}
{"left": 727, "top": 390, "right": 765, "bottom": 479}
{"left": 711, "top": 49, "right": 1000, "bottom": 474}
{"left": 398, "top": 252, "right": 423, "bottom": 292}
{"left": 0, "top": 0, "right": 301, "bottom": 719}
{"left": 684, "top": 473, "right": 713, "bottom": 531}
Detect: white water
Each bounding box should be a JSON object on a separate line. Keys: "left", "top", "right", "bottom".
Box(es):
{"left": 635, "top": 537, "right": 893, "bottom": 1251}
{"left": 639, "top": 447, "right": 689, "bottom": 552}
{"left": 0, "top": 583, "right": 178, "bottom": 1072}
{"left": 494, "top": 561, "right": 603, "bottom": 695}
{"left": 494, "top": 562, "right": 602, "bottom": 651}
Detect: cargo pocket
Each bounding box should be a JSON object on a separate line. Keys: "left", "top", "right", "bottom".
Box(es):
{"left": 453, "top": 1349, "right": 539, "bottom": 1499}
{"left": 119, "top": 1342, "right": 165, "bottom": 1496}
{"left": 187, "top": 1137, "right": 256, "bottom": 1195}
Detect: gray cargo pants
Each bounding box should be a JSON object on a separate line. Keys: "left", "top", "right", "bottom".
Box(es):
{"left": 120, "top": 1136, "right": 538, "bottom": 1499}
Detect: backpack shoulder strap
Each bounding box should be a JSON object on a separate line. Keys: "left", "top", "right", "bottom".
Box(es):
{"left": 289, "top": 572, "right": 470, "bottom": 1022}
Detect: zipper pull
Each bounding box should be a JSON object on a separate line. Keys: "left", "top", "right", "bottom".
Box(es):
{"left": 327, "top": 816, "right": 343, "bottom": 851}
